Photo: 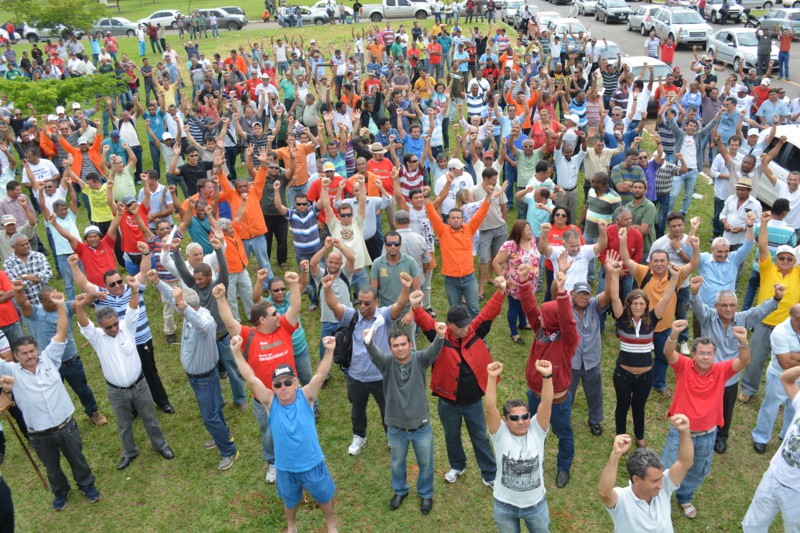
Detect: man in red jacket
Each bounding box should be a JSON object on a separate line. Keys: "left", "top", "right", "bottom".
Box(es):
{"left": 411, "top": 281, "right": 504, "bottom": 488}
{"left": 519, "top": 264, "right": 580, "bottom": 489}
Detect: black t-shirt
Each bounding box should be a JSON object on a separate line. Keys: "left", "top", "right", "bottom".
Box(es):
{"left": 141, "top": 65, "right": 155, "bottom": 86}
{"left": 178, "top": 160, "right": 214, "bottom": 196}
{"left": 475, "top": 36, "right": 488, "bottom": 58}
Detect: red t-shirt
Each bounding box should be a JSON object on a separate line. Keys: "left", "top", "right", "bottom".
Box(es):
{"left": 427, "top": 43, "right": 442, "bottom": 64}
{"left": 598, "top": 224, "right": 643, "bottom": 274}
{"left": 367, "top": 157, "right": 394, "bottom": 183}
{"left": 545, "top": 225, "right": 584, "bottom": 271}
{"left": 779, "top": 34, "right": 792, "bottom": 53}
{"left": 364, "top": 77, "right": 382, "bottom": 97}
{"left": 306, "top": 175, "right": 351, "bottom": 224}
{"left": 240, "top": 318, "right": 298, "bottom": 396}
{"left": 668, "top": 356, "right": 737, "bottom": 432}
{"left": 0, "top": 271, "right": 20, "bottom": 327}
{"left": 119, "top": 205, "right": 149, "bottom": 254}
{"left": 75, "top": 235, "right": 118, "bottom": 287}
{"left": 660, "top": 43, "right": 676, "bottom": 64}
{"left": 654, "top": 83, "right": 679, "bottom": 102}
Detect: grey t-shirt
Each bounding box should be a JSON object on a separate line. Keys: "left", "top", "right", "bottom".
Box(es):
{"left": 314, "top": 266, "right": 353, "bottom": 323}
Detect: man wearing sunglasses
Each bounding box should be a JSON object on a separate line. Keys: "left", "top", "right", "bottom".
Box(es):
{"left": 75, "top": 279, "right": 174, "bottom": 472}
{"left": 485, "top": 358, "right": 554, "bottom": 531}
{"left": 230, "top": 337, "right": 338, "bottom": 532}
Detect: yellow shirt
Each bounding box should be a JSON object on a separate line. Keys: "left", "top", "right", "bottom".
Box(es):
{"left": 633, "top": 264, "right": 688, "bottom": 333}
{"left": 85, "top": 185, "right": 114, "bottom": 223}
{"left": 757, "top": 257, "right": 800, "bottom": 327}
{"left": 414, "top": 77, "right": 432, "bottom": 99}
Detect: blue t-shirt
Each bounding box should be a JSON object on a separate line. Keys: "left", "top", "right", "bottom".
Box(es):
{"left": 402, "top": 133, "right": 425, "bottom": 161}
{"left": 269, "top": 389, "right": 324, "bottom": 472}
{"left": 29, "top": 302, "right": 78, "bottom": 362}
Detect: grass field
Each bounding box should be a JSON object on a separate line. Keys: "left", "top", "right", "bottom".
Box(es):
{"left": 0, "top": 17, "right": 786, "bottom": 533}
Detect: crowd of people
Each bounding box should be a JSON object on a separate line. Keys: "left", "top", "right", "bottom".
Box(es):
{"left": 0, "top": 10, "right": 799, "bottom": 532}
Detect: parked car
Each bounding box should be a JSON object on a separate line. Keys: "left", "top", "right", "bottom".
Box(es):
{"left": 546, "top": 17, "right": 589, "bottom": 37}
{"left": 298, "top": 6, "right": 332, "bottom": 25}
{"left": 361, "top": 0, "right": 432, "bottom": 22}
{"left": 619, "top": 56, "right": 674, "bottom": 109}
{"left": 782, "top": 0, "right": 800, "bottom": 8}
{"left": 628, "top": 5, "right": 661, "bottom": 34}
{"left": 4, "top": 22, "right": 83, "bottom": 42}
{"left": 650, "top": 7, "right": 712, "bottom": 46}
{"left": 707, "top": 28, "right": 779, "bottom": 72}
{"left": 536, "top": 10, "right": 562, "bottom": 31}
{"left": 759, "top": 8, "right": 800, "bottom": 38}
{"left": 513, "top": 4, "right": 540, "bottom": 28}
{"left": 595, "top": 0, "right": 632, "bottom": 23}
{"left": 576, "top": 0, "right": 599, "bottom": 16}
{"left": 195, "top": 8, "right": 248, "bottom": 30}
{"left": 310, "top": 1, "right": 354, "bottom": 17}
{"left": 545, "top": 0, "right": 573, "bottom": 6}
{"left": 589, "top": 39, "right": 629, "bottom": 63}
{"left": 137, "top": 10, "right": 182, "bottom": 30}
{"left": 704, "top": 0, "right": 745, "bottom": 23}
{"left": 738, "top": 0, "right": 779, "bottom": 8}
{"left": 93, "top": 17, "right": 139, "bottom": 37}
{"left": 501, "top": 0, "right": 526, "bottom": 23}
{"left": 757, "top": 125, "right": 800, "bottom": 207}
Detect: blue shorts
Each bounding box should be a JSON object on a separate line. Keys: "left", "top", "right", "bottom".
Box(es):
{"left": 276, "top": 461, "right": 336, "bottom": 509}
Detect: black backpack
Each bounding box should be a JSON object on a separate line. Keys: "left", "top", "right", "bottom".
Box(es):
{"left": 332, "top": 312, "right": 358, "bottom": 369}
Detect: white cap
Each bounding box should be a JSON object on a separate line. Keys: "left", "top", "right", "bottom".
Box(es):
{"left": 55, "top": 106, "right": 65, "bottom": 114}
{"left": 564, "top": 114, "right": 579, "bottom": 124}
{"left": 161, "top": 132, "right": 174, "bottom": 141}
{"left": 775, "top": 245, "right": 796, "bottom": 261}
{"left": 447, "top": 158, "right": 465, "bottom": 170}
{"left": 47, "top": 114, "right": 58, "bottom": 122}
{"left": 78, "top": 136, "right": 88, "bottom": 145}
{"left": 746, "top": 128, "right": 760, "bottom": 137}
{"left": 72, "top": 102, "right": 82, "bottom": 110}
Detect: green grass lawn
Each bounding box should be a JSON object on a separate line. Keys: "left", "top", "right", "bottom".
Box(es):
{"left": 1, "top": 18, "right": 785, "bottom": 533}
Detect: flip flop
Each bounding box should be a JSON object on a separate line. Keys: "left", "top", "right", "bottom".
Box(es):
{"left": 681, "top": 503, "right": 697, "bottom": 519}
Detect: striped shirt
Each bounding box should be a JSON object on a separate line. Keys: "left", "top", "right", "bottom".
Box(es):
{"left": 285, "top": 205, "right": 321, "bottom": 257}
{"left": 148, "top": 236, "right": 178, "bottom": 283}
{"left": 752, "top": 221, "right": 797, "bottom": 272}
{"left": 466, "top": 93, "right": 487, "bottom": 118}
{"left": 398, "top": 166, "right": 425, "bottom": 201}
{"left": 95, "top": 284, "right": 153, "bottom": 345}
{"left": 585, "top": 188, "right": 621, "bottom": 237}
{"left": 569, "top": 98, "right": 587, "bottom": 127}
{"left": 610, "top": 162, "right": 646, "bottom": 205}
{"left": 602, "top": 70, "right": 621, "bottom": 96}
{"left": 616, "top": 310, "right": 657, "bottom": 367}
{"left": 656, "top": 120, "right": 676, "bottom": 155}
{"left": 655, "top": 160, "right": 682, "bottom": 197}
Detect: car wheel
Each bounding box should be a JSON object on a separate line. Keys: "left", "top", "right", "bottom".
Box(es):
{"left": 170, "top": 21, "right": 178, "bottom": 29}
{"left": 604, "top": 14, "right": 608, "bottom": 23}
{"left": 126, "top": 30, "right": 135, "bottom": 37}
{"left": 415, "top": 10, "right": 427, "bottom": 19}
{"left": 641, "top": 24, "right": 647, "bottom": 35}
{"left": 793, "top": 1, "right": 800, "bottom": 7}
{"left": 763, "top": 1, "right": 772, "bottom": 8}
{"left": 227, "top": 21, "right": 239, "bottom": 30}
{"left": 26, "top": 33, "right": 38, "bottom": 43}
{"left": 371, "top": 13, "right": 382, "bottom": 22}
{"left": 627, "top": 20, "right": 632, "bottom": 30}
{"left": 315, "top": 18, "right": 325, "bottom": 25}
{"left": 734, "top": 56, "right": 741, "bottom": 72}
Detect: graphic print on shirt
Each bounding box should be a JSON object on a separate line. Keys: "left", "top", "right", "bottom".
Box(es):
{"left": 502, "top": 452, "right": 541, "bottom": 492}
{"left": 781, "top": 417, "right": 800, "bottom": 469}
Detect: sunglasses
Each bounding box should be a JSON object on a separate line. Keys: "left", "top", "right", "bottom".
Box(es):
{"left": 273, "top": 379, "right": 294, "bottom": 389}
{"left": 354, "top": 300, "right": 373, "bottom": 307}
{"left": 777, "top": 256, "right": 795, "bottom": 261}
{"left": 339, "top": 212, "right": 353, "bottom": 218}
{"left": 271, "top": 287, "right": 287, "bottom": 292}
{"left": 295, "top": 202, "right": 308, "bottom": 206}
{"left": 554, "top": 212, "right": 568, "bottom": 218}
{"left": 385, "top": 242, "right": 401, "bottom": 247}
{"left": 103, "top": 321, "right": 120, "bottom": 331}
{"left": 508, "top": 413, "right": 531, "bottom": 421}
{"left": 107, "top": 279, "right": 124, "bottom": 288}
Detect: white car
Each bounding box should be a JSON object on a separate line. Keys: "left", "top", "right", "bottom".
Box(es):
{"left": 627, "top": 5, "right": 661, "bottom": 35}
{"left": 621, "top": 56, "right": 674, "bottom": 108}
{"left": 546, "top": 17, "right": 589, "bottom": 37}
{"left": 137, "top": 9, "right": 183, "bottom": 30}
{"left": 707, "top": 28, "right": 779, "bottom": 73}
{"left": 650, "top": 7, "right": 712, "bottom": 46}
{"left": 536, "top": 10, "right": 562, "bottom": 31}
{"left": 310, "top": 1, "right": 354, "bottom": 17}
{"left": 756, "top": 125, "right": 800, "bottom": 207}
{"left": 576, "top": 0, "right": 599, "bottom": 16}
{"left": 501, "top": 0, "right": 526, "bottom": 23}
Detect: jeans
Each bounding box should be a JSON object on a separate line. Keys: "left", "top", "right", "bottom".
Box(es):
{"left": 351, "top": 268, "right": 371, "bottom": 299}
{"left": 0, "top": 478, "right": 12, "bottom": 532}
{"left": 157, "top": 279, "right": 179, "bottom": 335}
{"left": 437, "top": 397, "right": 497, "bottom": 482}
{"left": 652, "top": 329, "right": 672, "bottom": 391}
{"left": 544, "top": 268, "right": 555, "bottom": 302}
{"left": 444, "top": 273, "right": 481, "bottom": 319}
{"left": 294, "top": 345, "right": 313, "bottom": 387}
{"left": 493, "top": 497, "right": 550, "bottom": 533}
{"left": 612, "top": 366, "right": 653, "bottom": 440}
{"left": 166, "top": 172, "right": 189, "bottom": 199}
{"left": 286, "top": 183, "right": 308, "bottom": 212}
{"left": 778, "top": 51, "right": 790, "bottom": 79}
{"left": 718, "top": 382, "right": 739, "bottom": 440}
{"left": 149, "top": 141, "right": 161, "bottom": 178}
{"left": 675, "top": 286, "right": 690, "bottom": 344}
{"left": 264, "top": 214, "right": 289, "bottom": 266}
{"left": 752, "top": 371, "right": 795, "bottom": 444}
{"left": 216, "top": 335, "right": 247, "bottom": 406}
{"left": 131, "top": 144, "right": 144, "bottom": 179}
{"left": 211, "top": 24, "right": 219, "bottom": 38}
{"left": 741, "top": 322, "right": 774, "bottom": 397}
{"left": 346, "top": 375, "right": 386, "bottom": 438}
{"left": 741, "top": 468, "right": 800, "bottom": 533}
{"left": 319, "top": 321, "right": 339, "bottom": 361}
{"left": 656, "top": 193, "right": 670, "bottom": 238}
{"left": 252, "top": 397, "right": 275, "bottom": 462}
{"left": 429, "top": 62, "right": 443, "bottom": 81}
{"left": 0, "top": 322, "right": 24, "bottom": 346}
{"left": 504, "top": 162, "right": 518, "bottom": 209}
{"left": 224, "top": 146, "right": 238, "bottom": 181}
{"left": 661, "top": 426, "right": 716, "bottom": 505}
{"left": 106, "top": 376, "right": 168, "bottom": 458}
{"left": 742, "top": 269, "right": 760, "bottom": 310}
{"left": 507, "top": 294, "right": 528, "bottom": 337}
{"left": 227, "top": 271, "right": 253, "bottom": 322}
{"left": 297, "top": 253, "right": 320, "bottom": 306}
{"left": 277, "top": 61, "right": 289, "bottom": 77}
{"left": 59, "top": 356, "right": 99, "bottom": 418}
{"left": 669, "top": 169, "right": 698, "bottom": 215}
{"left": 387, "top": 423, "right": 434, "bottom": 499}
{"left": 150, "top": 38, "right": 162, "bottom": 54}
{"left": 55, "top": 254, "right": 76, "bottom": 300}
{"left": 569, "top": 364, "right": 604, "bottom": 426}
{"left": 527, "top": 390, "right": 574, "bottom": 472}
{"left": 29, "top": 418, "right": 95, "bottom": 497}
{"left": 138, "top": 40, "right": 146, "bottom": 57}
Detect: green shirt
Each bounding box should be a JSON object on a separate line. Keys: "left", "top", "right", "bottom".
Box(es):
{"left": 627, "top": 198, "right": 657, "bottom": 254}
{"left": 369, "top": 253, "right": 420, "bottom": 311}
{"left": 279, "top": 78, "right": 295, "bottom": 100}
{"left": 610, "top": 162, "right": 646, "bottom": 205}
{"left": 585, "top": 187, "right": 621, "bottom": 237}
{"left": 516, "top": 148, "right": 546, "bottom": 188}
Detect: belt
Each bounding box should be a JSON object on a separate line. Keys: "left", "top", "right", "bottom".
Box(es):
{"left": 60, "top": 356, "right": 80, "bottom": 368}
{"left": 561, "top": 186, "right": 577, "bottom": 192}
{"left": 690, "top": 428, "right": 716, "bottom": 438}
{"left": 396, "top": 422, "right": 429, "bottom": 432}
{"left": 187, "top": 367, "right": 216, "bottom": 379}
{"left": 532, "top": 391, "right": 568, "bottom": 404}
{"left": 106, "top": 373, "right": 144, "bottom": 390}
{"left": 28, "top": 416, "right": 73, "bottom": 437}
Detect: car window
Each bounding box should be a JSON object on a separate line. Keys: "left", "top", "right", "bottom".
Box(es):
{"left": 387, "top": 0, "right": 396, "bottom": 5}
{"left": 672, "top": 11, "right": 704, "bottom": 24}
{"left": 399, "top": 0, "right": 411, "bottom": 5}
{"left": 112, "top": 19, "right": 122, "bottom": 26}
{"left": 99, "top": 19, "right": 110, "bottom": 26}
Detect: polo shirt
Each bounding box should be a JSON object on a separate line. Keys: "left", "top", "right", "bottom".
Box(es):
{"left": 627, "top": 199, "right": 657, "bottom": 254}
{"left": 94, "top": 284, "right": 152, "bottom": 345}
{"left": 610, "top": 162, "right": 646, "bottom": 205}
{"left": 285, "top": 205, "right": 321, "bottom": 257}
{"left": 757, "top": 258, "right": 800, "bottom": 327}
{"left": 240, "top": 319, "right": 298, "bottom": 398}
{"left": 633, "top": 264, "right": 688, "bottom": 333}
{"left": 0, "top": 271, "right": 20, "bottom": 328}
{"left": 370, "top": 253, "right": 420, "bottom": 310}
{"left": 751, "top": 221, "right": 797, "bottom": 272}
{"left": 548, "top": 245, "right": 597, "bottom": 291}
{"left": 668, "top": 356, "right": 737, "bottom": 432}
{"left": 74, "top": 235, "right": 117, "bottom": 287}
{"left": 585, "top": 188, "right": 622, "bottom": 237}
{"left": 313, "top": 267, "right": 353, "bottom": 323}
{"left": 341, "top": 306, "right": 393, "bottom": 383}
{"left": 572, "top": 297, "right": 607, "bottom": 371}
{"left": 607, "top": 470, "right": 678, "bottom": 532}
{"left": 720, "top": 196, "right": 761, "bottom": 246}
{"left": 693, "top": 239, "right": 754, "bottom": 305}
{"left": 553, "top": 149, "right": 587, "bottom": 191}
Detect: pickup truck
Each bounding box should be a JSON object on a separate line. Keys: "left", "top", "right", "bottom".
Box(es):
{"left": 361, "top": 0, "right": 433, "bottom": 22}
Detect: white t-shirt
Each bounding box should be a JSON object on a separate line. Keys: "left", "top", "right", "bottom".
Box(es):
{"left": 682, "top": 135, "right": 698, "bottom": 170}
{"left": 627, "top": 88, "right": 651, "bottom": 121}
{"left": 434, "top": 173, "right": 473, "bottom": 216}
{"left": 606, "top": 469, "right": 678, "bottom": 533}
{"left": 548, "top": 245, "right": 597, "bottom": 291}
{"left": 274, "top": 44, "right": 287, "bottom": 62}
{"left": 490, "top": 419, "right": 548, "bottom": 508}
{"left": 24, "top": 159, "right": 59, "bottom": 186}
{"left": 775, "top": 180, "right": 800, "bottom": 230}
{"left": 770, "top": 393, "right": 800, "bottom": 488}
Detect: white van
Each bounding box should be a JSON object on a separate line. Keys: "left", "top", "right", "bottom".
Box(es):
{"left": 755, "top": 124, "right": 800, "bottom": 206}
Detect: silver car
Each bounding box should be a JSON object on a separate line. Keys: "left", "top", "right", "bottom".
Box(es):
{"left": 575, "top": 0, "right": 599, "bottom": 16}
{"left": 650, "top": 7, "right": 712, "bottom": 45}
{"left": 704, "top": 0, "right": 745, "bottom": 23}
{"left": 298, "top": 6, "right": 333, "bottom": 25}
{"left": 627, "top": 5, "right": 661, "bottom": 34}
{"left": 707, "top": 28, "right": 779, "bottom": 72}
{"left": 93, "top": 17, "right": 139, "bottom": 37}
{"left": 501, "top": 0, "right": 526, "bottom": 23}
{"left": 195, "top": 8, "right": 248, "bottom": 30}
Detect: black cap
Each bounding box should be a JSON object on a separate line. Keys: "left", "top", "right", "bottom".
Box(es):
{"left": 272, "top": 364, "right": 296, "bottom": 381}
{"left": 446, "top": 306, "right": 471, "bottom": 328}
{"left": 572, "top": 282, "right": 592, "bottom": 294}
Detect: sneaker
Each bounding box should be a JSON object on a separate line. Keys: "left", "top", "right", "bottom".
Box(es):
{"left": 348, "top": 435, "right": 367, "bottom": 456}
{"left": 679, "top": 341, "right": 691, "bottom": 355}
{"left": 166, "top": 333, "right": 177, "bottom": 345}
{"left": 203, "top": 439, "right": 218, "bottom": 450}
{"left": 444, "top": 468, "right": 465, "bottom": 483}
{"left": 236, "top": 400, "right": 249, "bottom": 411}
{"left": 265, "top": 463, "right": 277, "bottom": 484}
{"left": 218, "top": 451, "right": 239, "bottom": 471}
{"left": 53, "top": 491, "right": 69, "bottom": 511}
{"left": 308, "top": 304, "right": 318, "bottom": 312}
{"left": 82, "top": 484, "right": 101, "bottom": 503}
{"left": 482, "top": 478, "right": 495, "bottom": 488}
{"left": 220, "top": 370, "right": 228, "bottom": 380}
{"left": 90, "top": 411, "right": 108, "bottom": 426}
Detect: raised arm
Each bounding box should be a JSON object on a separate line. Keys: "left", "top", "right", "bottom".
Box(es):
{"left": 485, "top": 362, "right": 503, "bottom": 434}
{"left": 665, "top": 320, "right": 687, "bottom": 364}
{"left": 230, "top": 335, "right": 273, "bottom": 405}
{"left": 211, "top": 283, "right": 242, "bottom": 337}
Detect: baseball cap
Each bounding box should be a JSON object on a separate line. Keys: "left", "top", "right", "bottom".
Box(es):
{"left": 746, "top": 128, "right": 760, "bottom": 137}
{"left": 564, "top": 114, "right": 579, "bottom": 124}
{"left": 736, "top": 85, "right": 748, "bottom": 93}
{"left": 572, "top": 282, "right": 592, "bottom": 294}
{"left": 78, "top": 137, "right": 88, "bottom": 145}
{"left": 162, "top": 132, "right": 174, "bottom": 141}
{"left": 272, "top": 363, "right": 297, "bottom": 381}
{"left": 775, "top": 245, "right": 796, "bottom": 261}
{"left": 110, "top": 129, "right": 120, "bottom": 138}
{"left": 47, "top": 114, "right": 58, "bottom": 122}
{"left": 761, "top": 78, "right": 770, "bottom": 86}
{"left": 482, "top": 150, "right": 494, "bottom": 159}
{"left": 736, "top": 178, "right": 753, "bottom": 189}
{"left": 322, "top": 161, "right": 336, "bottom": 172}
{"left": 72, "top": 102, "right": 82, "bottom": 110}
{"left": 447, "top": 306, "right": 471, "bottom": 328}
{"left": 448, "top": 158, "right": 465, "bottom": 170}
{"left": 123, "top": 194, "right": 137, "bottom": 205}
{"left": 1, "top": 215, "right": 17, "bottom": 226}
{"left": 55, "top": 106, "right": 65, "bottom": 114}
{"left": 83, "top": 225, "right": 102, "bottom": 237}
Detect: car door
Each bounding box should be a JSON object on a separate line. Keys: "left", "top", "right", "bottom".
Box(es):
{"left": 716, "top": 31, "right": 731, "bottom": 62}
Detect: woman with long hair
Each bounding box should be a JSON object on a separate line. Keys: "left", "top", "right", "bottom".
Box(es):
{"left": 608, "top": 253, "right": 679, "bottom": 447}
{"left": 492, "top": 220, "right": 540, "bottom": 344}
{"left": 542, "top": 205, "right": 583, "bottom": 301}
{"left": 530, "top": 107, "right": 564, "bottom": 150}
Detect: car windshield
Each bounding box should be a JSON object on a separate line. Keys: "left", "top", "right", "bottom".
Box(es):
{"left": 672, "top": 12, "right": 704, "bottom": 24}
{"left": 599, "top": 45, "right": 624, "bottom": 59}
{"left": 507, "top": 1, "right": 525, "bottom": 7}
{"left": 608, "top": 0, "right": 627, "bottom": 7}
{"left": 736, "top": 32, "right": 759, "bottom": 46}
{"left": 628, "top": 64, "right": 673, "bottom": 79}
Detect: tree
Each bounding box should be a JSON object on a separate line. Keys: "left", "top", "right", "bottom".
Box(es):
{"left": 4, "top": 0, "right": 107, "bottom": 34}
{"left": 0, "top": 74, "right": 127, "bottom": 114}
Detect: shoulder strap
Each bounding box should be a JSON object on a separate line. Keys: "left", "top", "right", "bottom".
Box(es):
{"left": 339, "top": 271, "right": 351, "bottom": 292}
{"left": 243, "top": 329, "right": 256, "bottom": 361}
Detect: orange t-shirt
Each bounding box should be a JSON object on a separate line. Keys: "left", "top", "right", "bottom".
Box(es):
{"left": 275, "top": 143, "right": 316, "bottom": 186}
{"left": 222, "top": 223, "right": 248, "bottom": 274}
{"left": 219, "top": 167, "right": 268, "bottom": 239}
